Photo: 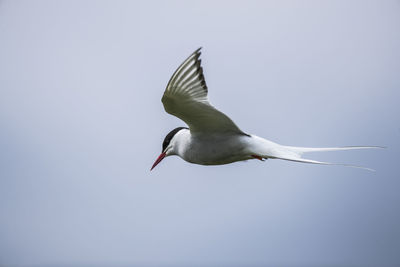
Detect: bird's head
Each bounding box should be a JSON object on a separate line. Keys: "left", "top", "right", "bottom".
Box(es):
{"left": 151, "top": 127, "right": 188, "bottom": 171}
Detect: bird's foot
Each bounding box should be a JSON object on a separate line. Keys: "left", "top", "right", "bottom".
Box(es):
{"left": 252, "top": 155, "right": 266, "bottom": 161}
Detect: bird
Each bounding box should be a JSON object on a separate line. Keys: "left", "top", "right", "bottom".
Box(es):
{"left": 151, "top": 48, "right": 381, "bottom": 171}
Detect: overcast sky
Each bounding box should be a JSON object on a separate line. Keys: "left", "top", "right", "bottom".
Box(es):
{"left": 0, "top": 1, "right": 399, "bottom": 266}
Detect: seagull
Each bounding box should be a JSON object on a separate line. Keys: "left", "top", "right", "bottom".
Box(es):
{"left": 151, "top": 48, "right": 381, "bottom": 171}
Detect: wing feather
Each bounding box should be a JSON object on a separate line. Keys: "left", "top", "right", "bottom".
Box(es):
{"left": 162, "top": 48, "right": 247, "bottom": 135}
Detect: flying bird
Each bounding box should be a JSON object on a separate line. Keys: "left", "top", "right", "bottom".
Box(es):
{"left": 151, "top": 48, "right": 380, "bottom": 171}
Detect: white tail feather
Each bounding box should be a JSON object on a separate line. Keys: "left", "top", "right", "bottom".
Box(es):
{"left": 274, "top": 146, "right": 384, "bottom": 171}
{"left": 284, "top": 145, "right": 384, "bottom": 155}
{"left": 271, "top": 155, "right": 376, "bottom": 171}
{"left": 248, "top": 135, "right": 384, "bottom": 171}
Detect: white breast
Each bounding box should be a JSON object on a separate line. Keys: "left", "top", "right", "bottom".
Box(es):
{"left": 172, "top": 129, "right": 252, "bottom": 165}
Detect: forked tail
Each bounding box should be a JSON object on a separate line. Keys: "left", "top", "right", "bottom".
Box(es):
{"left": 285, "top": 145, "right": 384, "bottom": 155}
{"left": 248, "top": 135, "right": 384, "bottom": 171}
{"left": 274, "top": 145, "right": 384, "bottom": 171}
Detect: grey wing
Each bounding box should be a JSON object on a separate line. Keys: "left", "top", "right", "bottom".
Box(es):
{"left": 162, "top": 48, "right": 247, "bottom": 135}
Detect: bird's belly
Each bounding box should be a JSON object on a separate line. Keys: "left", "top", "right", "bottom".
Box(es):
{"left": 180, "top": 136, "right": 250, "bottom": 165}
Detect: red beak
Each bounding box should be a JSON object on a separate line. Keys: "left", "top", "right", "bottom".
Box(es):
{"left": 151, "top": 152, "right": 167, "bottom": 171}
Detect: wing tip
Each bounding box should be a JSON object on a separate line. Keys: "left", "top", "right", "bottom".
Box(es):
{"left": 193, "top": 47, "right": 202, "bottom": 57}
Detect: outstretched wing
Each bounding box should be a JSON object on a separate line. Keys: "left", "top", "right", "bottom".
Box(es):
{"left": 162, "top": 48, "right": 247, "bottom": 135}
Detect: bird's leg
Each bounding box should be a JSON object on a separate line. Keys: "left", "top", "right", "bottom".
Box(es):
{"left": 251, "top": 155, "right": 266, "bottom": 161}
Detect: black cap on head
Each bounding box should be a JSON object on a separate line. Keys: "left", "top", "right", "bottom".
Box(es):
{"left": 162, "top": 127, "right": 188, "bottom": 152}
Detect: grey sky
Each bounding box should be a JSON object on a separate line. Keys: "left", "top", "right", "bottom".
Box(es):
{"left": 0, "top": 1, "right": 399, "bottom": 266}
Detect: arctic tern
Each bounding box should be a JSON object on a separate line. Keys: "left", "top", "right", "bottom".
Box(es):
{"left": 151, "top": 48, "right": 380, "bottom": 171}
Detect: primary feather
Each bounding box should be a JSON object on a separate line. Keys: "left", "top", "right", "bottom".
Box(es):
{"left": 162, "top": 48, "right": 248, "bottom": 136}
